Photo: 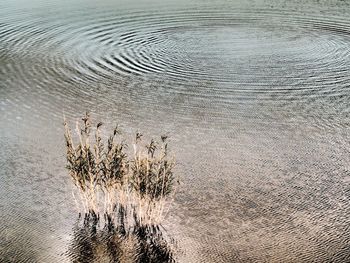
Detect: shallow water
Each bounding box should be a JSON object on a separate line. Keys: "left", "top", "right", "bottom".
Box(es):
{"left": 1, "top": 0, "right": 350, "bottom": 262}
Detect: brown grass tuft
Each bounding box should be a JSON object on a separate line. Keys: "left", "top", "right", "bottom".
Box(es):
{"left": 64, "top": 113, "right": 179, "bottom": 228}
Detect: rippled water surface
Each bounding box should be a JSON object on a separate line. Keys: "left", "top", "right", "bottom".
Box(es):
{"left": 1, "top": 0, "right": 350, "bottom": 262}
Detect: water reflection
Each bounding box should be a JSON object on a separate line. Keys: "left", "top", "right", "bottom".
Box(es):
{"left": 68, "top": 213, "right": 176, "bottom": 263}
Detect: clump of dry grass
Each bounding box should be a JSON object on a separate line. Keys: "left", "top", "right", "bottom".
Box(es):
{"left": 130, "top": 134, "right": 177, "bottom": 225}
{"left": 64, "top": 114, "right": 178, "bottom": 262}
{"left": 64, "top": 113, "right": 100, "bottom": 215}
{"left": 64, "top": 113, "right": 178, "bottom": 228}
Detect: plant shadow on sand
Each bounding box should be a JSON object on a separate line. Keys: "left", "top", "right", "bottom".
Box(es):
{"left": 64, "top": 113, "right": 179, "bottom": 263}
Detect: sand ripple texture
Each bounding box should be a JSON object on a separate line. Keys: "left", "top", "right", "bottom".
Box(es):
{"left": 1, "top": 0, "right": 350, "bottom": 262}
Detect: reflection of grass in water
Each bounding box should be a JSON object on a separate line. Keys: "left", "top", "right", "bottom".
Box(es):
{"left": 69, "top": 215, "right": 176, "bottom": 263}
{"left": 64, "top": 113, "right": 178, "bottom": 262}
